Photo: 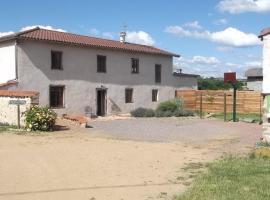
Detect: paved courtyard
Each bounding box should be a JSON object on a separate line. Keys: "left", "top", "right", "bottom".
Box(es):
{"left": 0, "top": 118, "right": 261, "bottom": 200}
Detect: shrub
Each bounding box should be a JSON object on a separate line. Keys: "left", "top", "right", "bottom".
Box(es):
{"left": 181, "top": 110, "right": 194, "bottom": 117}
{"left": 156, "top": 98, "right": 183, "bottom": 113}
{"left": 155, "top": 110, "right": 173, "bottom": 117}
{"left": 144, "top": 109, "right": 155, "bottom": 117}
{"left": 24, "top": 105, "right": 57, "bottom": 131}
{"left": 130, "top": 107, "right": 155, "bottom": 117}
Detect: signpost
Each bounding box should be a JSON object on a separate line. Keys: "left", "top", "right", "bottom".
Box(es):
{"left": 9, "top": 99, "right": 26, "bottom": 129}
{"left": 224, "top": 72, "right": 237, "bottom": 122}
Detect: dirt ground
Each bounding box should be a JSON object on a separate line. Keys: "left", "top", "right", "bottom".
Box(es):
{"left": 0, "top": 118, "right": 261, "bottom": 200}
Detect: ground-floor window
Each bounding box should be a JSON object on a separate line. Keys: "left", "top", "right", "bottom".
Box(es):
{"left": 152, "top": 89, "right": 158, "bottom": 102}
{"left": 49, "top": 85, "right": 64, "bottom": 108}
{"left": 125, "top": 88, "right": 133, "bottom": 103}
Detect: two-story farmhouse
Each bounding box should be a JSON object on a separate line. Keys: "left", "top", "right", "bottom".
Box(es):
{"left": 0, "top": 28, "right": 198, "bottom": 116}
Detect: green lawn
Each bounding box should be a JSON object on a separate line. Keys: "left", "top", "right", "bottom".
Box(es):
{"left": 175, "top": 156, "right": 270, "bottom": 200}
{"left": 212, "top": 113, "right": 261, "bottom": 123}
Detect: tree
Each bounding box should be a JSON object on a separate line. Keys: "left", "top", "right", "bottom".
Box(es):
{"left": 198, "top": 77, "right": 244, "bottom": 90}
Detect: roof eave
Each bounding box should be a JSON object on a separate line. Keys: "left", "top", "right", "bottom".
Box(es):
{"left": 0, "top": 27, "right": 40, "bottom": 43}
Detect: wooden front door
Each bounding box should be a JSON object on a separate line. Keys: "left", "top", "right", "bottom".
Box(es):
{"left": 96, "top": 89, "right": 107, "bottom": 116}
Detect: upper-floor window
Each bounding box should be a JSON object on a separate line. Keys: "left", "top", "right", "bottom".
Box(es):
{"left": 155, "top": 64, "right": 161, "bottom": 83}
{"left": 125, "top": 88, "right": 133, "bottom": 103}
{"left": 51, "top": 51, "right": 63, "bottom": 70}
{"left": 49, "top": 85, "right": 64, "bottom": 108}
{"left": 97, "top": 55, "right": 106, "bottom": 73}
{"left": 131, "top": 58, "right": 139, "bottom": 74}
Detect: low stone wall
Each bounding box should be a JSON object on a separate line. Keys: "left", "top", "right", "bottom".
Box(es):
{"left": 0, "top": 90, "right": 39, "bottom": 126}
{"left": 0, "top": 97, "right": 31, "bottom": 126}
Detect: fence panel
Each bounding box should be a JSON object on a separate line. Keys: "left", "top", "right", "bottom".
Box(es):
{"left": 175, "top": 90, "right": 262, "bottom": 114}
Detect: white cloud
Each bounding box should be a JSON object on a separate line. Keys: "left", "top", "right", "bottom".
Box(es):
{"left": 210, "top": 27, "right": 261, "bottom": 47}
{"left": 126, "top": 31, "right": 155, "bottom": 45}
{"left": 21, "top": 25, "right": 66, "bottom": 32}
{"left": 185, "top": 56, "right": 221, "bottom": 65}
{"left": 214, "top": 18, "right": 228, "bottom": 25}
{"left": 175, "top": 55, "right": 260, "bottom": 78}
{"left": 183, "top": 21, "right": 202, "bottom": 29}
{"left": 0, "top": 31, "right": 14, "bottom": 37}
{"left": 165, "top": 26, "right": 210, "bottom": 39}
{"left": 216, "top": 46, "right": 233, "bottom": 52}
{"left": 165, "top": 26, "right": 261, "bottom": 48}
{"left": 102, "top": 32, "right": 115, "bottom": 39}
{"left": 245, "top": 61, "right": 262, "bottom": 67}
{"left": 89, "top": 28, "right": 100, "bottom": 36}
{"left": 217, "top": 0, "right": 270, "bottom": 14}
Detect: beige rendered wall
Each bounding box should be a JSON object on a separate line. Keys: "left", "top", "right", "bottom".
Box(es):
{"left": 17, "top": 40, "right": 197, "bottom": 115}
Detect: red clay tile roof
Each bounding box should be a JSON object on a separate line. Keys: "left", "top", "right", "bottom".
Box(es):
{"left": 0, "top": 90, "right": 39, "bottom": 98}
{"left": 0, "top": 80, "right": 18, "bottom": 88}
{"left": 13, "top": 28, "right": 179, "bottom": 57}
{"left": 259, "top": 28, "right": 270, "bottom": 38}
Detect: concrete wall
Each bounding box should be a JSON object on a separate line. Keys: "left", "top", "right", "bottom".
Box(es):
{"left": 247, "top": 81, "right": 262, "bottom": 92}
{"left": 262, "top": 34, "right": 270, "bottom": 141}
{"left": 17, "top": 40, "right": 197, "bottom": 115}
{"left": 263, "top": 34, "right": 270, "bottom": 94}
{"left": 0, "top": 41, "right": 16, "bottom": 84}
{"left": 0, "top": 97, "right": 31, "bottom": 126}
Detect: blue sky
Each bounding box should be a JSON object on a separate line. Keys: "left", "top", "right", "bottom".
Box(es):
{"left": 0, "top": 0, "right": 269, "bottom": 78}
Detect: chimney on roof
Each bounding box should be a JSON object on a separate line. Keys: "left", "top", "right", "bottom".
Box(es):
{"left": 120, "top": 31, "right": 126, "bottom": 43}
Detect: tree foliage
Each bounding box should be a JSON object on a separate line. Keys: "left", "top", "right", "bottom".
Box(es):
{"left": 198, "top": 77, "right": 244, "bottom": 90}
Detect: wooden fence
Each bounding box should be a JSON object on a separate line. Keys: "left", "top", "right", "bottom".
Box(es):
{"left": 175, "top": 90, "right": 263, "bottom": 114}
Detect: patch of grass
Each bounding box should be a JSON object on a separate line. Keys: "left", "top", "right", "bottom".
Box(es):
{"left": 0, "top": 125, "right": 18, "bottom": 132}
{"left": 256, "top": 141, "right": 270, "bottom": 148}
{"left": 175, "top": 156, "right": 270, "bottom": 200}
{"left": 212, "top": 112, "right": 261, "bottom": 122}
{"left": 0, "top": 126, "right": 8, "bottom": 132}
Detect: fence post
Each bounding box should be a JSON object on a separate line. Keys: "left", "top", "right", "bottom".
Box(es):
{"left": 200, "top": 92, "right": 203, "bottom": 119}
{"left": 260, "top": 94, "right": 262, "bottom": 124}
{"left": 224, "top": 92, "right": 227, "bottom": 122}
{"left": 232, "top": 85, "right": 237, "bottom": 122}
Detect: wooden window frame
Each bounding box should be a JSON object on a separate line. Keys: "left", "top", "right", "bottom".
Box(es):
{"left": 125, "top": 88, "right": 133, "bottom": 103}
{"left": 152, "top": 89, "right": 158, "bottom": 102}
{"left": 131, "top": 58, "right": 139, "bottom": 74}
{"left": 49, "top": 85, "right": 65, "bottom": 108}
{"left": 51, "top": 51, "right": 63, "bottom": 70}
{"left": 97, "top": 55, "right": 107, "bottom": 73}
{"left": 155, "top": 64, "right": 162, "bottom": 83}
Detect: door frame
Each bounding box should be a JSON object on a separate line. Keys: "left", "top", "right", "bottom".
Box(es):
{"left": 96, "top": 88, "right": 107, "bottom": 116}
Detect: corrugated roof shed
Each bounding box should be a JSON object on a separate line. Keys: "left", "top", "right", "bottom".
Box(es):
{"left": 245, "top": 68, "right": 262, "bottom": 77}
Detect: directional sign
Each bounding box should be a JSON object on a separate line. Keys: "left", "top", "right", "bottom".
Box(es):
{"left": 9, "top": 100, "right": 26, "bottom": 105}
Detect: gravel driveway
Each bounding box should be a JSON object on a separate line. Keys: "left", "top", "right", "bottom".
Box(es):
{"left": 90, "top": 118, "right": 261, "bottom": 145}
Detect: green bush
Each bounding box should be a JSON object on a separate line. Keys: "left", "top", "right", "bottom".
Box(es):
{"left": 24, "top": 105, "right": 57, "bottom": 131}
{"left": 156, "top": 98, "right": 183, "bottom": 113}
{"left": 130, "top": 107, "right": 155, "bottom": 117}
{"left": 130, "top": 98, "right": 194, "bottom": 118}
{"left": 144, "top": 109, "right": 155, "bottom": 117}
